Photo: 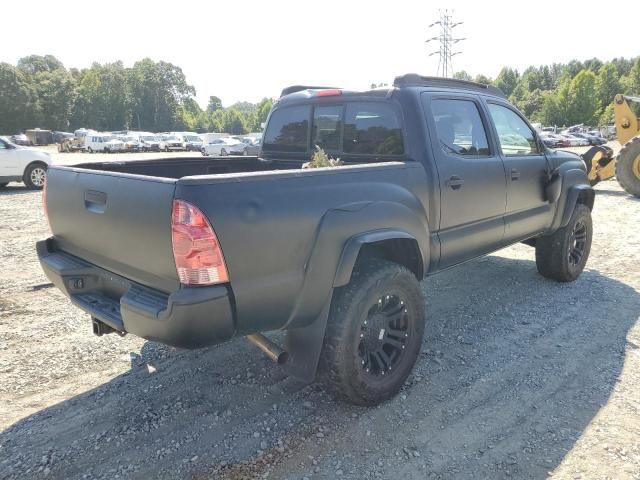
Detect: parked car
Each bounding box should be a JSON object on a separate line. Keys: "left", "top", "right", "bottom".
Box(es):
{"left": 85, "top": 134, "right": 125, "bottom": 153}
{"left": 184, "top": 134, "right": 203, "bottom": 152}
{"left": 52, "top": 131, "right": 74, "bottom": 143}
{"left": 559, "top": 134, "right": 588, "bottom": 147}
{"left": 0, "top": 136, "right": 51, "bottom": 188}
{"left": 159, "top": 135, "right": 185, "bottom": 152}
{"left": 39, "top": 74, "right": 594, "bottom": 406}
{"left": 120, "top": 136, "right": 142, "bottom": 152}
{"left": 10, "top": 133, "right": 32, "bottom": 146}
{"left": 139, "top": 135, "right": 161, "bottom": 152}
{"left": 572, "top": 132, "right": 606, "bottom": 146}
{"left": 202, "top": 137, "right": 246, "bottom": 156}
{"left": 540, "top": 133, "right": 570, "bottom": 148}
{"left": 539, "top": 133, "right": 559, "bottom": 148}
{"left": 242, "top": 137, "right": 261, "bottom": 156}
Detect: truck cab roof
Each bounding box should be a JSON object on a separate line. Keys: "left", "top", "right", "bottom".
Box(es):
{"left": 278, "top": 73, "right": 506, "bottom": 106}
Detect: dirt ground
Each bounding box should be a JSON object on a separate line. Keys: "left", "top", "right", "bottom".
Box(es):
{"left": 0, "top": 149, "right": 639, "bottom": 480}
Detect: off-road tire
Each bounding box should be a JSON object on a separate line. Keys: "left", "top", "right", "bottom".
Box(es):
{"left": 320, "top": 259, "right": 425, "bottom": 406}
{"left": 616, "top": 136, "right": 640, "bottom": 198}
{"left": 23, "top": 163, "right": 47, "bottom": 189}
{"left": 536, "top": 204, "right": 592, "bottom": 282}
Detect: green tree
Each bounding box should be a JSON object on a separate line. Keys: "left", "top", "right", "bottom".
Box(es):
{"left": 17, "top": 54, "right": 65, "bottom": 75}
{"left": 597, "top": 64, "right": 622, "bottom": 110}
{"left": 624, "top": 58, "right": 640, "bottom": 95}
{"left": 207, "top": 96, "right": 222, "bottom": 113}
{"left": 0, "top": 63, "right": 37, "bottom": 133}
{"left": 453, "top": 71, "right": 472, "bottom": 81}
{"left": 566, "top": 70, "right": 601, "bottom": 125}
{"left": 255, "top": 97, "right": 273, "bottom": 129}
{"left": 493, "top": 67, "right": 519, "bottom": 97}
{"left": 474, "top": 74, "right": 492, "bottom": 85}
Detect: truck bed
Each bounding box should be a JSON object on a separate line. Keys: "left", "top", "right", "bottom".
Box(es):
{"left": 42, "top": 154, "right": 432, "bottom": 348}
{"left": 70, "top": 156, "right": 376, "bottom": 180}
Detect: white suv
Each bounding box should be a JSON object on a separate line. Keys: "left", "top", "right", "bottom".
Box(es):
{"left": 0, "top": 136, "right": 51, "bottom": 189}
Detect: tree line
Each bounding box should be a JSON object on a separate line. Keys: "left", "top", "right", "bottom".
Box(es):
{"left": 0, "top": 54, "right": 273, "bottom": 135}
{"left": 454, "top": 56, "right": 640, "bottom": 127}
{"left": 3, "top": 54, "right": 639, "bottom": 135}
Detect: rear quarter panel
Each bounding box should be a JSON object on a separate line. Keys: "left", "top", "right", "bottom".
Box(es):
{"left": 176, "top": 163, "right": 431, "bottom": 334}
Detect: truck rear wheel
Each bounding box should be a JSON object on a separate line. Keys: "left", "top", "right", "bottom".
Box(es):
{"left": 616, "top": 136, "right": 640, "bottom": 198}
{"left": 320, "top": 259, "right": 425, "bottom": 406}
{"left": 535, "top": 203, "right": 592, "bottom": 282}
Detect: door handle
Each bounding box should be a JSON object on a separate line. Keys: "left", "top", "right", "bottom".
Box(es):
{"left": 511, "top": 168, "right": 520, "bottom": 180}
{"left": 447, "top": 175, "right": 464, "bottom": 190}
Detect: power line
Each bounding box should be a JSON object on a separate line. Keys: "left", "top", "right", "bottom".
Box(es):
{"left": 426, "top": 10, "right": 465, "bottom": 78}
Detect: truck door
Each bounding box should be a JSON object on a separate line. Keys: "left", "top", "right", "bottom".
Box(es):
{"left": 422, "top": 94, "right": 507, "bottom": 268}
{"left": 485, "top": 102, "right": 553, "bottom": 242}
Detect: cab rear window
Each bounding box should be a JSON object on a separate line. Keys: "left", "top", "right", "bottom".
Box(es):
{"left": 263, "top": 101, "right": 404, "bottom": 156}
{"left": 262, "top": 105, "right": 310, "bottom": 153}
{"left": 343, "top": 103, "right": 404, "bottom": 155}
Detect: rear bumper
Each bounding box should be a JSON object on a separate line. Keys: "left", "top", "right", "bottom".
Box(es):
{"left": 36, "top": 238, "right": 235, "bottom": 348}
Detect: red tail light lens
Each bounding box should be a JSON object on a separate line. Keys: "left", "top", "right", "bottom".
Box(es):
{"left": 42, "top": 178, "right": 51, "bottom": 232}
{"left": 315, "top": 89, "right": 342, "bottom": 97}
{"left": 171, "top": 199, "right": 229, "bottom": 285}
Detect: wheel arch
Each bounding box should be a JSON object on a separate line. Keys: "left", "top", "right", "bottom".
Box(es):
{"left": 23, "top": 160, "right": 48, "bottom": 179}
{"left": 333, "top": 230, "right": 424, "bottom": 287}
{"left": 549, "top": 166, "right": 594, "bottom": 231}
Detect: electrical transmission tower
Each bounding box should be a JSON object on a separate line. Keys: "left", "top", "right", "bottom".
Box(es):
{"left": 426, "top": 10, "right": 465, "bottom": 78}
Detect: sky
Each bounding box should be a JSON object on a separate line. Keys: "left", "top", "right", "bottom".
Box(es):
{"left": 2, "top": 0, "right": 639, "bottom": 108}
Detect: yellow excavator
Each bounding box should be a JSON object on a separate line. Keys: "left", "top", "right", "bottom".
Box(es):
{"left": 583, "top": 94, "right": 640, "bottom": 197}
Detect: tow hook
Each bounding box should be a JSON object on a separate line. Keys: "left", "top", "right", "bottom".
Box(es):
{"left": 246, "top": 334, "right": 289, "bottom": 365}
{"left": 91, "top": 317, "right": 126, "bottom": 337}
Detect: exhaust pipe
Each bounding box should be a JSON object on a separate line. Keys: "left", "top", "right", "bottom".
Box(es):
{"left": 246, "top": 334, "right": 289, "bottom": 365}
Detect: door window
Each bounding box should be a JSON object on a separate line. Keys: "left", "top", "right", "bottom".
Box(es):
{"left": 262, "top": 105, "right": 310, "bottom": 153}
{"left": 312, "top": 106, "right": 342, "bottom": 151}
{"left": 431, "top": 99, "right": 490, "bottom": 157}
{"left": 343, "top": 103, "right": 404, "bottom": 155}
{"left": 487, "top": 104, "right": 540, "bottom": 156}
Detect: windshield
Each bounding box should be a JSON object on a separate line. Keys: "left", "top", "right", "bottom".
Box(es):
{"left": 142, "top": 136, "right": 157, "bottom": 141}
{"left": 186, "top": 136, "right": 201, "bottom": 142}
{"left": 165, "top": 136, "right": 179, "bottom": 141}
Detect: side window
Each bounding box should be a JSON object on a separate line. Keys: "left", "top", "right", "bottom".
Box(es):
{"left": 312, "top": 106, "right": 342, "bottom": 151}
{"left": 343, "top": 103, "right": 404, "bottom": 155}
{"left": 487, "top": 103, "right": 540, "bottom": 156}
{"left": 431, "top": 99, "right": 490, "bottom": 157}
{"left": 262, "top": 105, "right": 310, "bottom": 153}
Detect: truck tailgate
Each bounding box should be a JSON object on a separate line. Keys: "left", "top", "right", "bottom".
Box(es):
{"left": 45, "top": 167, "right": 180, "bottom": 293}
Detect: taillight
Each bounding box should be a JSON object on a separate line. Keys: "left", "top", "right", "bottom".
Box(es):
{"left": 315, "top": 89, "right": 342, "bottom": 97}
{"left": 171, "top": 199, "right": 228, "bottom": 286}
{"left": 42, "top": 178, "right": 51, "bottom": 232}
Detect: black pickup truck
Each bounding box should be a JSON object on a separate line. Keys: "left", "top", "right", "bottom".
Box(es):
{"left": 38, "top": 75, "right": 594, "bottom": 405}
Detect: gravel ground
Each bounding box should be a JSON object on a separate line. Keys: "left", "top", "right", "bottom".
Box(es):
{"left": 0, "top": 149, "right": 639, "bottom": 479}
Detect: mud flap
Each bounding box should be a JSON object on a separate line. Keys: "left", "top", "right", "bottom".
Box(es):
{"left": 284, "top": 293, "right": 332, "bottom": 383}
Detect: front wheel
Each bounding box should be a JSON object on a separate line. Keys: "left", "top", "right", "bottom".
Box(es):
{"left": 24, "top": 163, "right": 47, "bottom": 189}
{"left": 220, "top": 148, "right": 228, "bottom": 156}
{"left": 320, "top": 259, "right": 426, "bottom": 406}
{"left": 535, "top": 203, "right": 592, "bottom": 282}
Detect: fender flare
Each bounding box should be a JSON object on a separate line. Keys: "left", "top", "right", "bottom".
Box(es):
{"left": 549, "top": 168, "right": 594, "bottom": 231}
{"left": 333, "top": 229, "right": 424, "bottom": 287}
